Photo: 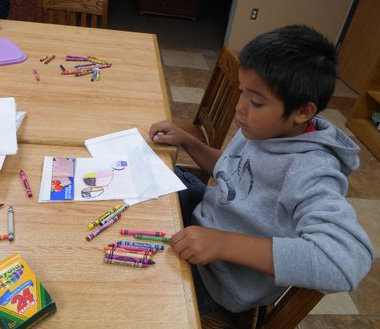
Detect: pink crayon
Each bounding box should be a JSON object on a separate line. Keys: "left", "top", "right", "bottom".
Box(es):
{"left": 120, "top": 230, "right": 165, "bottom": 237}
{"left": 107, "top": 243, "right": 157, "bottom": 254}
{"left": 105, "top": 249, "right": 153, "bottom": 260}
{"left": 86, "top": 215, "right": 120, "bottom": 241}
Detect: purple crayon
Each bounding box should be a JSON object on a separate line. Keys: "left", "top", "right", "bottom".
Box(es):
{"left": 117, "top": 241, "right": 164, "bottom": 250}
{"left": 105, "top": 254, "right": 155, "bottom": 265}
{"left": 86, "top": 215, "right": 120, "bottom": 241}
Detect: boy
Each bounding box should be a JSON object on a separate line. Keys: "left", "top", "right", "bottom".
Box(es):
{"left": 149, "top": 25, "right": 374, "bottom": 314}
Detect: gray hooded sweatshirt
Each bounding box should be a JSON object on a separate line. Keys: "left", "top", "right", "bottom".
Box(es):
{"left": 192, "top": 116, "right": 374, "bottom": 312}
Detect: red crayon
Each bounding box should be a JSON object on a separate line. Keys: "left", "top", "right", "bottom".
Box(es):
{"left": 120, "top": 229, "right": 165, "bottom": 237}
{"left": 19, "top": 170, "right": 33, "bottom": 197}
{"left": 104, "top": 247, "right": 154, "bottom": 257}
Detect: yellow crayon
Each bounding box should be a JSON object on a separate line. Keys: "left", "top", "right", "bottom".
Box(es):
{"left": 88, "top": 205, "right": 122, "bottom": 230}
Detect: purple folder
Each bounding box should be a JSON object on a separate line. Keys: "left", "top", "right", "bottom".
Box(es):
{"left": 0, "top": 38, "right": 27, "bottom": 65}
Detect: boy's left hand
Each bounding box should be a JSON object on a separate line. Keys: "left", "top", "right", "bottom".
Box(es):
{"left": 170, "top": 226, "right": 226, "bottom": 264}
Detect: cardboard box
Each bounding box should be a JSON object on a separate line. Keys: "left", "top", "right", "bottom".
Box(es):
{"left": 0, "top": 254, "right": 56, "bottom": 328}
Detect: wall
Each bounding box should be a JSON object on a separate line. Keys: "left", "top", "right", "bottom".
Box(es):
{"left": 224, "top": 0, "right": 353, "bottom": 53}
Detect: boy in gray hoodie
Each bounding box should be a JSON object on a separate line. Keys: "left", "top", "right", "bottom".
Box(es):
{"left": 149, "top": 25, "right": 374, "bottom": 314}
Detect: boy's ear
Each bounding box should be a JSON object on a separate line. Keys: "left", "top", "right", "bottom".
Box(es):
{"left": 295, "top": 102, "right": 317, "bottom": 124}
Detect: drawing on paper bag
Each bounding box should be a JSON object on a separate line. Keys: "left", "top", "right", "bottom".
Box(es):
{"left": 81, "top": 161, "right": 128, "bottom": 198}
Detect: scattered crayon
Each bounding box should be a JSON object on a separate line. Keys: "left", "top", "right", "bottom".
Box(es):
{"left": 117, "top": 241, "right": 165, "bottom": 250}
{"left": 8, "top": 206, "right": 14, "bottom": 242}
{"left": 120, "top": 230, "right": 166, "bottom": 237}
{"left": 104, "top": 257, "right": 149, "bottom": 268}
{"left": 32, "top": 69, "right": 40, "bottom": 82}
{"left": 91, "top": 68, "right": 99, "bottom": 82}
{"left": 86, "top": 215, "right": 120, "bottom": 241}
{"left": 107, "top": 243, "right": 157, "bottom": 254}
{"left": 74, "top": 63, "right": 96, "bottom": 68}
{"left": 19, "top": 169, "right": 33, "bottom": 197}
{"left": 75, "top": 70, "right": 93, "bottom": 77}
{"left": 59, "top": 64, "right": 66, "bottom": 71}
{"left": 134, "top": 235, "right": 171, "bottom": 243}
{"left": 65, "top": 57, "right": 89, "bottom": 61}
{"left": 105, "top": 254, "right": 155, "bottom": 265}
{"left": 99, "top": 204, "right": 129, "bottom": 226}
{"left": 104, "top": 247, "right": 154, "bottom": 257}
{"left": 0, "top": 234, "right": 9, "bottom": 240}
{"left": 105, "top": 250, "right": 153, "bottom": 260}
{"left": 44, "top": 55, "right": 55, "bottom": 64}
{"left": 88, "top": 204, "right": 123, "bottom": 230}
{"left": 39, "top": 55, "right": 48, "bottom": 62}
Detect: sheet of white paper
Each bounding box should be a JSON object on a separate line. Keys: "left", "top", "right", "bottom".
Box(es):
{"left": 0, "top": 111, "right": 26, "bottom": 170}
{"left": 0, "top": 97, "right": 17, "bottom": 156}
{"left": 39, "top": 153, "right": 155, "bottom": 203}
{"left": 84, "top": 128, "right": 186, "bottom": 205}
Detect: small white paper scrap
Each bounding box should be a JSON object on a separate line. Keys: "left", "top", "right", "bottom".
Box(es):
{"left": 0, "top": 97, "right": 17, "bottom": 156}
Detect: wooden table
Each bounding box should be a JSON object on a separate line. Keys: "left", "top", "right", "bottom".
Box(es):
{"left": 0, "top": 20, "right": 173, "bottom": 151}
{"left": 0, "top": 144, "right": 200, "bottom": 328}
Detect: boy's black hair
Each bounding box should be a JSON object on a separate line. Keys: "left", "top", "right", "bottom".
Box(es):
{"left": 239, "top": 25, "right": 337, "bottom": 119}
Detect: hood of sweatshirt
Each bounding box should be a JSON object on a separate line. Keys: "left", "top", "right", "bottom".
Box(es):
{"left": 254, "top": 116, "right": 360, "bottom": 175}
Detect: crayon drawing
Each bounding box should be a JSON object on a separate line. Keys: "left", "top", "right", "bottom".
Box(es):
{"left": 81, "top": 161, "right": 128, "bottom": 199}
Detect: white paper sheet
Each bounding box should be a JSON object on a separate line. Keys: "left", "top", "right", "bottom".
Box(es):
{"left": 84, "top": 128, "right": 186, "bottom": 204}
{"left": 0, "top": 97, "right": 17, "bottom": 156}
{"left": 39, "top": 150, "right": 155, "bottom": 203}
{"left": 0, "top": 111, "right": 26, "bottom": 170}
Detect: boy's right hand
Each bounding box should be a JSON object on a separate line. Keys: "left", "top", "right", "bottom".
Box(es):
{"left": 149, "top": 120, "right": 189, "bottom": 146}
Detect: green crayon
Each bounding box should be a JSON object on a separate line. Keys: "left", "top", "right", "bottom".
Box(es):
{"left": 134, "top": 235, "right": 171, "bottom": 243}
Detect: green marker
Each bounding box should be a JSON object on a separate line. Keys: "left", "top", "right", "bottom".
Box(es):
{"left": 134, "top": 235, "right": 171, "bottom": 243}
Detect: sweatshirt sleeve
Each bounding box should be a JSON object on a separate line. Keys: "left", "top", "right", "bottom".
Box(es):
{"left": 273, "top": 163, "right": 374, "bottom": 292}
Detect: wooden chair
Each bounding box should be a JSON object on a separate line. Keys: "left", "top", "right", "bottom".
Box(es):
{"left": 173, "top": 47, "right": 240, "bottom": 182}
{"left": 201, "top": 287, "right": 324, "bottom": 329}
{"left": 254, "top": 287, "right": 324, "bottom": 329}
{"left": 37, "top": 0, "right": 108, "bottom": 28}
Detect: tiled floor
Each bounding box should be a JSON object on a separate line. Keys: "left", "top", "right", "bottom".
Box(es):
{"left": 160, "top": 46, "right": 380, "bottom": 328}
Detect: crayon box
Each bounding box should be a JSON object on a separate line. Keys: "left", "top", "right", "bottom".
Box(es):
{"left": 0, "top": 254, "right": 56, "bottom": 328}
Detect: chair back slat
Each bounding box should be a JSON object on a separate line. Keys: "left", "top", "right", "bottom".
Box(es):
{"left": 47, "top": 9, "right": 54, "bottom": 23}
{"left": 91, "top": 15, "right": 97, "bottom": 27}
{"left": 58, "top": 10, "right": 66, "bottom": 24}
{"left": 38, "top": 0, "right": 108, "bottom": 28}
{"left": 80, "top": 13, "right": 87, "bottom": 26}
{"left": 69, "top": 12, "right": 76, "bottom": 25}
{"left": 192, "top": 47, "right": 240, "bottom": 150}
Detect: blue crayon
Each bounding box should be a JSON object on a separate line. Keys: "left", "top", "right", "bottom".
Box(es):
{"left": 116, "top": 241, "right": 165, "bottom": 250}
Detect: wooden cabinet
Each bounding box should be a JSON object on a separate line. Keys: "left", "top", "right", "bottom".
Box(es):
{"left": 342, "top": 0, "right": 380, "bottom": 161}
{"left": 346, "top": 69, "right": 380, "bottom": 161}
{"left": 338, "top": 0, "right": 380, "bottom": 94}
